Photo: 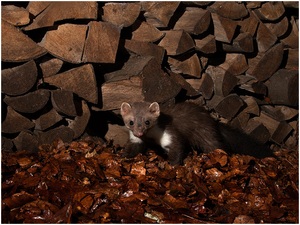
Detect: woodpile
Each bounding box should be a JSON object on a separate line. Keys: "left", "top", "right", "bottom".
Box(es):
{"left": 1, "top": 1, "right": 298, "bottom": 152}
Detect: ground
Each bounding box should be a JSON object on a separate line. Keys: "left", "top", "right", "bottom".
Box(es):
{"left": 1, "top": 138, "right": 298, "bottom": 223}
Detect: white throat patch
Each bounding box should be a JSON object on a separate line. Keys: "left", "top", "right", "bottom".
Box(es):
{"left": 129, "top": 131, "right": 143, "bottom": 143}
{"left": 160, "top": 131, "right": 172, "bottom": 152}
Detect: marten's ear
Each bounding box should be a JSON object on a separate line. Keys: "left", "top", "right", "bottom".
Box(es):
{"left": 120, "top": 102, "right": 132, "bottom": 116}
{"left": 149, "top": 102, "right": 160, "bottom": 117}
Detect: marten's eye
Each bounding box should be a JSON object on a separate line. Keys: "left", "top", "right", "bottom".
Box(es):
{"left": 129, "top": 121, "right": 134, "bottom": 126}
{"left": 145, "top": 120, "right": 150, "bottom": 126}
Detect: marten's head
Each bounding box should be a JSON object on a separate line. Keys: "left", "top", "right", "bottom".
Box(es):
{"left": 120, "top": 102, "right": 160, "bottom": 137}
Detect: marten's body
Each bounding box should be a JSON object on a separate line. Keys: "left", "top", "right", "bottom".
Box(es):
{"left": 120, "top": 101, "right": 273, "bottom": 165}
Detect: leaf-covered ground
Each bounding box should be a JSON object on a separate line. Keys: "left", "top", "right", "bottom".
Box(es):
{"left": 1, "top": 138, "right": 298, "bottom": 223}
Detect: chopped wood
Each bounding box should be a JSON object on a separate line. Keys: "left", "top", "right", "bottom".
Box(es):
{"left": 158, "top": 30, "right": 195, "bottom": 56}
{"left": 265, "top": 69, "right": 298, "bottom": 107}
{"left": 206, "top": 66, "right": 237, "bottom": 97}
{"left": 271, "top": 122, "right": 293, "bottom": 144}
{"left": 68, "top": 100, "right": 91, "bottom": 139}
{"left": 174, "top": 7, "right": 211, "bottom": 35}
{"left": 2, "top": 60, "right": 37, "bottom": 96}
{"left": 237, "top": 75, "right": 267, "bottom": 95}
{"left": 124, "top": 40, "right": 165, "bottom": 64}
{"left": 51, "top": 90, "right": 77, "bottom": 117}
{"left": 241, "top": 96, "right": 260, "bottom": 116}
{"left": 82, "top": 21, "right": 120, "bottom": 63}
{"left": 222, "top": 32, "right": 254, "bottom": 53}
{"left": 2, "top": 5, "right": 30, "bottom": 26}
{"left": 44, "top": 64, "right": 98, "bottom": 104}
{"left": 101, "top": 76, "right": 144, "bottom": 111}
{"left": 24, "top": 2, "right": 98, "bottom": 30}
{"left": 254, "top": 2, "right": 285, "bottom": 21}
{"left": 281, "top": 16, "right": 299, "bottom": 49}
{"left": 230, "top": 111, "right": 250, "bottom": 130}
{"left": 35, "top": 108, "right": 63, "bottom": 131}
{"left": 261, "top": 105, "right": 298, "bottom": 121}
{"left": 40, "top": 24, "right": 87, "bottom": 64}
{"left": 105, "top": 124, "right": 129, "bottom": 146}
{"left": 37, "top": 126, "right": 74, "bottom": 145}
{"left": 3, "top": 89, "right": 50, "bottom": 114}
{"left": 13, "top": 131, "right": 39, "bottom": 152}
{"left": 245, "top": 2, "right": 262, "bottom": 9}
{"left": 247, "top": 43, "right": 284, "bottom": 81}
{"left": 40, "top": 58, "right": 64, "bottom": 78}
{"left": 285, "top": 48, "right": 298, "bottom": 70}
{"left": 244, "top": 119, "right": 270, "bottom": 143}
{"left": 168, "top": 53, "right": 201, "bottom": 78}
{"left": 102, "top": 3, "right": 141, "bottom": 28}
{"left": 2, "top": 106, "right": 35, "bottom": 134}
{"left": 209, "top": 2, "right": 248, "bottom": 20}
{"left": 239, "top": 10, "right": 259, "bottom": 37}
{"left": 265, "top": 16, "right": 289, "bottom": 38}
{"left": 142, "top": 2, "right": 180, "bottom": 28}
{"left": 1, "top": 20, "right": 46, "bottom": 62}
{"left": 132, "top": 21, "right": 165, "bottom": 42}
{"left": 256, "top": 21, "right": 278, "bottom": 52}
{"left": 195, "top": 35, "right": 217, "bottom": 54}
{"left": 207, "top": 94, "right": 244, "bottom": 120}
{"left": 26, "top": 1, "right": 50, "bottom": 16}
{"left": 211, "top": 13, "right": 237, "bottom": 43}
{"left": 252, "top": 112, "right": 280, "bottom": 136}
{"left": 168, "top": 71, "right": 199, "bottom": 97}
{"left": 198, "top": 73, "right": 214, "bottom": 100}
{"left": 219, "top": 53, "right": 249, "bottom": 76}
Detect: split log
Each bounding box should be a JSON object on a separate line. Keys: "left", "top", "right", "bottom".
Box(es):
{"left": 168, "top": 53, "right": 201, "bottom": 78}
{"left": 37, "top": 126, "right": 74, "bottom": 145}
{"left": 206, "top": 66, "right": 237, "bottom": 97}
{"left": 40, "top": 24, "right": 87, "bottom": 64}
{"left": 102, "top": 3, "right": 141, "bottom": 28}
{"left": 2, "top": 5, "right": 30, "bottom": 26}
{"left": 195, "top": 35, "right": 217, "bottom": 54}
{"left": 82, "top": 21, "right": 120, "bottom": 63}
{"left": 2, "top": 106, "right": 35, "bottom": 134}
{"left": 244, "top": 119, "right": 270, "bottom": 143}
{"left": 13, "top": 131, "right": 39, "bottom": 152}
{"left": 124, "top": 40, "right": 165, "bottom": 64}
{"left": 281, "top": 16, "right": 299, "bottom": 49}
{"left": 211, "top": 13, "right": 237, "bottom": 43}
{"left": 2, "top": 60, "right": 37, "bottom": 96}
{"left": 239, "top": 11, "right": 259, "bottom": 37}
{"left": 105, "top": 124, "right": 129, "bottom": 146}
{"left": 158, "top": 30, "right": 195, "bottom": 56}
{"left": 68, "top": 100, "right": 91, "bottom": 139}
{"left": 142, "top": 2, "right": 180, "bottom": 28}
{"left": 185, "top": 73, "right": 214, "bottom": 99}
{"left": 101, "top": 76, "right": 144, "bottom": 111}
{"left": 35, "top": 108, "right": 63, "bottom": 131}
{"left": 265, "top": 69, "right": 298, "bottom": 107}
{"left": 44, "top": 64, "right": 98, "bottom": 104}
{"left": 237, "top": 75, "right": 267, "bottom": 95}
{"left": 256, "top": 21, "right": 278, "bottom": 52}
{"left": 3, "top": 89, "right": 50, "bottom": 113}
{"left": 24, "top": 2, "right": 98, "bottom": 30}
{"left": 254, "top": 2, "right": 285, "bottom": 21}
{"left": 265, "top": 16, "right": 289, "bottom": 38}
{"left": 51, "top": 90, "right": 77, "bottom": 117}
{"left": 222, "top": 32, "right": 254, "bottom": 53}
{"left": 261, "top": 105, "right": 298, "bottom": 121}
{"left": 209, "top": 2, "right": 248, "bottom": 20}
{"left": 168, "top": 71, "right": 199, "bottom": 97}
{"left": 219, "top": 54, "right": 249, "bottom": 76}
{"left": 271, "top": 122, "right": 293, "bottom": 144}
{"left": 26, "top": 1, "right": 50, "bottom": 16}
{"left": 285, "top": 48, "right": 298, "bottom": 70}
{"left": 247, "top": 43, "right": 284, "bottom": 81}
{"left": 40, "top": 58, "right": 64, "bottom": 78}
{"left": 132, "top": 21, "right": 165, "bottom": 42}
{"left": 230, "top": 111, "right": 250, "bottom": 130}
{"left": 241, "top": 96, "right": 260, "bottom": 116}
{"left": 173, "top": 7, "right": 211, "bottom": 35}
{"left": 1, "top": 20, "right": 46, "bottom": 62}
{"left": 208, "top": 94, "right": 244, "bottom": 120}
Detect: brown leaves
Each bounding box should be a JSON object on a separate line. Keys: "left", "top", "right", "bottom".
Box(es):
{"left": 1, "top": 139, "right": 298, "bottom": 223}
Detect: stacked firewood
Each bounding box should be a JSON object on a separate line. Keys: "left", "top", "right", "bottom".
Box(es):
{"left": 1, "top": 1, "right": 298, "bottom": 152}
